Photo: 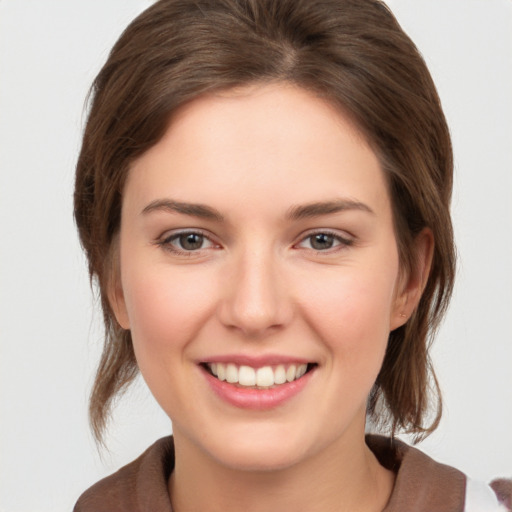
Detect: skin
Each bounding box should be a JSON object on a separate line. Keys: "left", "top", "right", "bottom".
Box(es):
{"left": 110, "top": 83, "right": 432, "bottom": 512}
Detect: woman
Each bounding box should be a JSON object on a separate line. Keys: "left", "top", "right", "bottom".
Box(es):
{"left": 73, "top": 0, "right": 511, "bottom": 510}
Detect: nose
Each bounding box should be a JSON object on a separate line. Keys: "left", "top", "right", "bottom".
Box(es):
{"left": 218, "top": 248, "right": 293, "bottom": 337}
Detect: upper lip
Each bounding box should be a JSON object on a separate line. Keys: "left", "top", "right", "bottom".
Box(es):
{"left": 199, "top": 354, "right": 314, "bottom": 367}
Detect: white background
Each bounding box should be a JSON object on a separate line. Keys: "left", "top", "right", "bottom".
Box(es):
{"left": 0, "top": 1, "right": 511, "bottom": 510}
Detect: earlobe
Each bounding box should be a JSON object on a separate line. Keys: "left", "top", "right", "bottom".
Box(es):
{"left": 390, "top": 228, "right": 434, "bottom": 330}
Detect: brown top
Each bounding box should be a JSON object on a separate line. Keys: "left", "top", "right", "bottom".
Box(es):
{"left": 74, "top": 435, "right": 507, "bottom": 512}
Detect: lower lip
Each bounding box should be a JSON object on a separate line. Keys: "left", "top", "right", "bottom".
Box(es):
{"left": 202, "top": 367, "right": 314, "bottom": 410}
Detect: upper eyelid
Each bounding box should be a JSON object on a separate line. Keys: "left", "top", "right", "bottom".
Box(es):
{"left": 295, "top": 228, "right": 354, "bottom": 242}
{"left": 160, "top": 228, "right": 215, "bottom": 242}
{"left": 293, "top": 230, "right": 355, "bottom": 253}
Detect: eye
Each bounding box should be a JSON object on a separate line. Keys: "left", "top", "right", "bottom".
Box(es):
{"left": 296, "top": 231, "right": 353, "bottom": 252}
{"left": 158, "top": 230, "right": 217, "bottom": 254}
{"left": 174, "top": 232, "right": 208, "bottom": 251}
{"left": 306, "top": 233, "right": 336, "bottom": 250}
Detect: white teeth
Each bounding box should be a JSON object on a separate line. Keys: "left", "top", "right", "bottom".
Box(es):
{"left": 296, "top": 363, "right": 307, "bottom": 378}
{"left": 216, "top": 363, "right": 226, "bottom": 381}
{"left": 207, "top": 362, "right": 311, "bottom": 388}
{"left": 256, "top": 366, "right": 274, "bottom": 387}
{"left": 239, "top": 365, "right": 256, "bottom": 386}
{"left": 286, "top": 364, "right": 297, "bottom": 382}
{"left": 274, "top": 365, "right": 286, "bottom": 385}
{"left": 226, "top": 363, "right": 238, "bottom": 383}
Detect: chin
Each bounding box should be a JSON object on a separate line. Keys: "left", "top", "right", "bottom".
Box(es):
{"left": 197, "top": 423, "right": 316, "bottom": 472}
{"left": 215, "top": 442, "right": 306, "bottom": 472}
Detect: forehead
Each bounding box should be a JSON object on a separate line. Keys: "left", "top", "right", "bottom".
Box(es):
{"left": 125, "top": 83, "right": 390, "bottom": 221}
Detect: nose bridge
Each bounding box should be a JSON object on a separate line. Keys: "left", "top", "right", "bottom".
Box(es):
{"left": 219, "top": 243, "right": 291, "bottom": 336}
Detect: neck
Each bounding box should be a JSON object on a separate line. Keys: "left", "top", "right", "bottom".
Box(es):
{"left": 169, "top": 428, "right": 394, "bottom": 512}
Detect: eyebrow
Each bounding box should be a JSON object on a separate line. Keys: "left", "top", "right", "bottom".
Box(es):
{"left": 141, "top": 197, "right": 374, "bottom": 222}
{"left": 286, "top": 199, "right": 374, "bottom": 220}
{"left": 141, "top": 199, "right": 224, "bottom": 222}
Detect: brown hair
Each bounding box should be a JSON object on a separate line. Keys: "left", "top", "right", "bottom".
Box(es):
{"left": 74, "top": 0, "right": 455, "bottom": 445}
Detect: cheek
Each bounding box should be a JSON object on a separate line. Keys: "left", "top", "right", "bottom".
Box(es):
{"left": 121, "top": 263, "right": 219, "bottom": 362}
{"left": 299, "top": 262, "right": 398, "bottom": 366}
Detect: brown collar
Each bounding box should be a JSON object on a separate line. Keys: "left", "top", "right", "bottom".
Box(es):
{"left": 367, "top": 435, "right": 466, "bottom": 512}
{"left": 75, "top": 435, "right": 467, "bottom": 512}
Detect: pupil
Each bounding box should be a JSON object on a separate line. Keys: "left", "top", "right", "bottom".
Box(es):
{"left": 311, "top": 233, "right": 333, "bottom": 250}
{"left": 180, "top": 233, "right": 203, "bottom": 250}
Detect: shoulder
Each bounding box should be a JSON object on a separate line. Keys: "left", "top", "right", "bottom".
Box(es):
{"left": 366, "top": 435, "right": 512, "bottom": 512}
{"left": 73, "top": 437, "right": 175, "bottom": 512}
{"left": 368, "top": 435, "right": 466, "bottom": 511}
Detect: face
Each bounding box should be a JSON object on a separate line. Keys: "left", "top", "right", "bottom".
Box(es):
{"left": 112, "top": 83, "right": 415, "bottom": 471}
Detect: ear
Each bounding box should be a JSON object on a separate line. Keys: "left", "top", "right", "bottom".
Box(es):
{"left": 108, "top": 277, "right": 131, "bottom": 330}
{"left": 390, "top": 228, "right": 434, "bottom": 330}
{"left": 106, "top": 241, "right": 131, "bottom": 330}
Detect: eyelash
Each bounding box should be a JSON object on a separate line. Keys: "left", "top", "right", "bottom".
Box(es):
{"left": 156, "top": 229, "right": 218, "bottom": 256}
{"left": 156, "top": 229, "right": 354, "bottom": 256}
{"left": 295, "top": 230, "right": 354, "bottom": 253}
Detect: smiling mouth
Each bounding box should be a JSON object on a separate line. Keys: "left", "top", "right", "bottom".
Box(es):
{"left": 202, "top": 362, "right": 316, "bottom": 389}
